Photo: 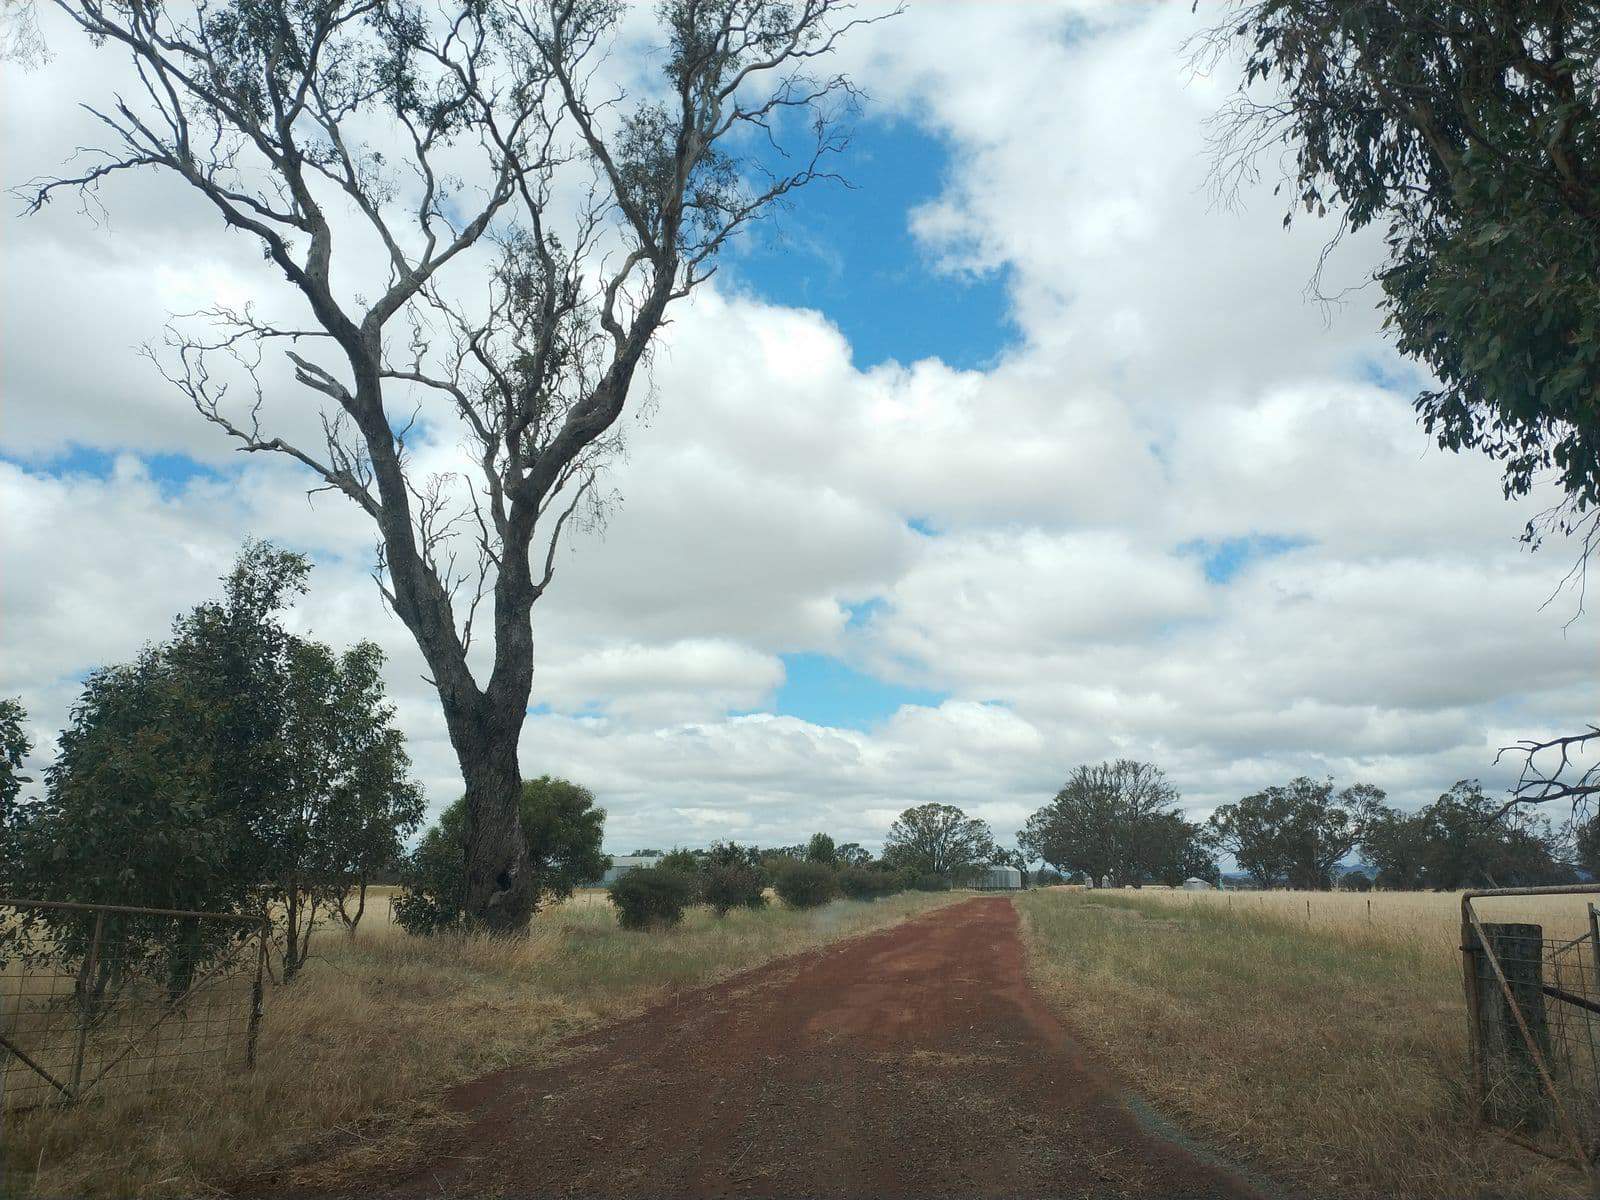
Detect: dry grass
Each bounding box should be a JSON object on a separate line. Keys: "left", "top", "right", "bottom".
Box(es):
{"left": 1015, "top": 887, "right": 1591, "bottom": 1200}
{"left": 1116, "top": 885, "right": 1600, "bottom": 963}
{"left": 1, "top": 889, "right": 961, "bottom": 1198}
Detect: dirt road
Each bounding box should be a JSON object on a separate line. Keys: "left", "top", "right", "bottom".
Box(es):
{"left": 355, "top": 897, "right": 1266, "bottom": 1200}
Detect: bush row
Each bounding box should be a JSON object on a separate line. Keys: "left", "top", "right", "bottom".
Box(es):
{"left": 607, "top": 852, "right": 926, "bottom": 931}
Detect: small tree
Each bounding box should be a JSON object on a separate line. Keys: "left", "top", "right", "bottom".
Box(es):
{"left": 15, "top": 652, "right": 252, "bottom": 928}
{"left": 12, "top": 544, "right": 424, "bottom": 981}
{"left": 774, "top": 860, "right": 839, "bottom": 908}
{"left": 835, "top": 841, "right": 872, "bottom": 867}
{"left": 805, "top": 832, "right": 838, "bottom": 865}
{"left": 837, "top": 865, "right": 897, "bottom": 901}
{"left": 1148, "top": 813, "right": 1218, "bottom": 887}
{"left": 657, "top": 848, "right": 702, "bottom": 874}
{"left": 703, "top": 841, "right": 763, "bottom": 870}
{"left": 703, "top": 863, "right": 768, "bottom": 916}
{"left": 395, "top": 776, "right": 607, "bottom": 934}
{"left": 271, "top": 639, "right": 426, "bottom": 976}
{"left": 882, "top": 804, "right": 994, "bottom": 880}
{"left": 610, "top": 867, "right": 696, "bottom": 931}
{"left": 696, "top": 840, "right": 767, "bottom": 914}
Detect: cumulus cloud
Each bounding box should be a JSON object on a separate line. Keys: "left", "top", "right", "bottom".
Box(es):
{"left": 2, "top": 1, "right": 1594, "bottom": 855}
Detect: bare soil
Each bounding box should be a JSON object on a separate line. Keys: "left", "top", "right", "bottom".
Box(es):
{"left": 331, "top": 897, "right": 1268, "bottom": 1200}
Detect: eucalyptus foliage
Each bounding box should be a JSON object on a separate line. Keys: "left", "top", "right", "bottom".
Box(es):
{"left": 8, "top": 543, "right": 424, "bottom": 981}
{"left": 1214, "top": 1, "right": 1600, "bottom": 546}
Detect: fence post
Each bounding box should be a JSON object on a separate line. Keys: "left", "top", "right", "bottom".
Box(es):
{"left": 1588, "top": 903, "right": 1599, "bottom": 993}
{"left": 245, "top": 908, "right": 269, "bottom": 1071}
{"left": 1470, "top": 921, "right": 1553, "bottom": 1130}
{"left": 69, "top": 910, "right": 107, "bottom": 1099}
{"left": 1461, "top": 897, "right": 1485, "bottom": 1118}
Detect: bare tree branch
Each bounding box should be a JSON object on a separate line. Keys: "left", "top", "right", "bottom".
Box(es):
{"left": 24, "top": 0, "right": 885, "bottom": 929}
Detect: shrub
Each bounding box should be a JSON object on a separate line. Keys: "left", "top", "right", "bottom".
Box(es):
{"left": 912, "top": 872, "right": 950, "bottom": 892}
{"left": 773, "top": 860, "right": 839, "bottom": 909}
{"left": 1034, "top": 867, "right": 1065, "bottom": 886}
{"left": 396, "top": 777, "right": 607, "bottom": 935}
{"left": 1339, "top": 870, "right": 1374, "bottom": 893}
{"left": 610, "top": 867, "right": 697, "bottom": 930}
{"left": 805, "top": 832, "right": 837, "bottom": 865}
{"left": 657, "top": 847, "right": 701, "bottom": 874}
{"left": 704, "top": 840, "right": 763, "bottom": 869}
{"left": 703, "top": 862, "right": 768, "bottom": 916}
{"left": 837, "top": 866, "right": 897, "bottom": 901}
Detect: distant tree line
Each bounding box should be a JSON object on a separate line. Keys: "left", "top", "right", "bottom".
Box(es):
{"left": 1016, "top": 760, "right": 1582, "bottom": 892}
{"left": 595, "top": 802, "right": 1033, "bottom": 930}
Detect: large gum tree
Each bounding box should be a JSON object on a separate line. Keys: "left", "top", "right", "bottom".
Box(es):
{"left": 21, "top": 0, "right": 885, "bottom": 929}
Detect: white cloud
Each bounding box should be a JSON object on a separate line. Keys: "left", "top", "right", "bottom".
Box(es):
{"left": 2, "top": 1, "right": 1594, "bottom": 857}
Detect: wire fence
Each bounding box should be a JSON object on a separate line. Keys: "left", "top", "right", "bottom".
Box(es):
{"left": 1462, "top": 886, "right": 1600, "bottom": 1178}
{"left": 0, "top": 898, "right": 266, "bottom": 1111}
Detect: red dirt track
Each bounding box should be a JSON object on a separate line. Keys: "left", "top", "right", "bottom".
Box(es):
{"left": 355, "top": 897, "right": 1266, "bottom": 1200}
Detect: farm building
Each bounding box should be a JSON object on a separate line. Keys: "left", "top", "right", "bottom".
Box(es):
{"left": 974, "top": 865, "right": 1023, "bottom": 891}
{"left": 1181, "top": 877, "right": 1214, "bottom": 891}
{"left": 595, "top": 855, "right": 661, "bottom": 886}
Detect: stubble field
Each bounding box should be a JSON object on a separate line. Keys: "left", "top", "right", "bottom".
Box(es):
{"left": 1017, "top": 885, "right": 1594, "bottom": 1200}
{"left": 1, "top": 889, "right": 962, "bottom": 1198}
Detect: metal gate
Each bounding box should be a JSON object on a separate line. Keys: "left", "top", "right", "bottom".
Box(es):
{"left": 0, "top": 898, "right": 268, "bottom": 1110}
{"left": 1461, "top": 885, "right": 1600, "bottom": 1180}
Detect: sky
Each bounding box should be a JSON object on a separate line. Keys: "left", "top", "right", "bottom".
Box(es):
{"left": 2, "top": 1, "right": 1595, "bottom": 857}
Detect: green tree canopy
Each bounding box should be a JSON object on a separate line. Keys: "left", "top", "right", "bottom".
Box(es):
{"left": 1363, "top": 780, "right": 1573, "bottom": 889}
{"left": 1207, "top": 777, "right": 1386, "bottom": 889}
{"left": 1018, "top": 761, "right": 1189, "bottom": 887}
{"left": 0, "top": 696, "right": 31, "bottom": 841}
{"left": 834, "top": 841, "right": 872, "bottom": 867}
{"left": 1360, "top": 805, "right": 1435, "bottom": 890}
{"left": 395, "top": 776, "right": 608, "bottom": 934}
{"left": 1148, "top": 811, "right": 1220, "bottom": 887}
{"left": 10, "top": 543, "right": 424, "bottom": 978}
{"left": 805, "top": 832, "right": 838, "bottom": 865}
{"left": 1213, "top": 1, "right": 1600, "bottom": 545}
{"left": 882, "top": 803, "right": 994, "bottom": 879}
{"left": 1576, "top": 813, "right": 1600, "bottom": 879}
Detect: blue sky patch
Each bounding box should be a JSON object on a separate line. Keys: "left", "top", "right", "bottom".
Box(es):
{"left": 4, "top": 445, "right": 223, "bottom": 496}
{"left": 1361, "top": 355, "right": 1421, "bottom": 394}
{"left": 726, "top": 118, "right": 1014, "bottom": 372}
{"left": 774, "top": 652, "right": 947, "bottom": 730}
{"left": 1178, "top": 534, "right": 1311, "bottom": 584}
{"left": 842, "top": 597, "right": 889, "bottom": 630}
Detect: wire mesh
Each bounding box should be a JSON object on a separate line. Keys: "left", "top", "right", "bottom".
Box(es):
{"left": 1540, "top": 919, "right": 1600, "bottom": 1158}
{"left": 0, "top": 899, "right": 264, "bottom": 1111}
{"left": 1464, "top": 893, "right": 1600, "bottom": 1172}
